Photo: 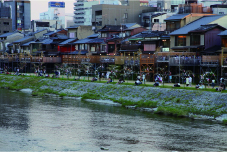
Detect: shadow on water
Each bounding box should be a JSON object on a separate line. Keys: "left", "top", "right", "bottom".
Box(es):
{"left": 0, "top": 89, "right": 227, "bottom": 151}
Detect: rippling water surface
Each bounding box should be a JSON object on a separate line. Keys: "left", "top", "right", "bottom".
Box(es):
{"left": 0, "top": 89, "right": 227, "bottom": 151}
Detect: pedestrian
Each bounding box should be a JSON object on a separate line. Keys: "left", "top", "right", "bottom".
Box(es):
{"left": 16, "top": 68, "right": 19, "bottom": 75}
{"left": 186, "top": 76, "right": 189, "bottom": 86}
{"left": 211, "top": 79, "right": 215, "bottom": 89}
{"left": 189, "top": 76, "right": 192, "bottom": 87}
{"left": 169, "top": 71, "right": 172, "bottom": 83}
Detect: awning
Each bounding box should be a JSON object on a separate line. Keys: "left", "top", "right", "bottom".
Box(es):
{"left": 68, "top": 50, "right": 88, "bottom": 55}
{"left": 44, "top": 52, "right": 60, "bottom": 56}
{"left": 171, "top": 45, "right": 204, "bottom": 50}
{"left": 128, "top": 38, "right": 143, "bottom": 41}
{"left": 119, "top": 50, "right": 139, "bottom": 52}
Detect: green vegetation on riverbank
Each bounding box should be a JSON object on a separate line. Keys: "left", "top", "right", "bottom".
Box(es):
{"left": 0, "top": 74, "right": 227, "bottom": 124}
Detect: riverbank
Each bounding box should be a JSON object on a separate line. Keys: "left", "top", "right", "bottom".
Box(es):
{"left": 0, "top": 75, "right": 227, "bottom": 124}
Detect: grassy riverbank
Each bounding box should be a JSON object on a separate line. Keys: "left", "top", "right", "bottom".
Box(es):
{"left": 0, "top": 74, "right": 227, "bottom": 124}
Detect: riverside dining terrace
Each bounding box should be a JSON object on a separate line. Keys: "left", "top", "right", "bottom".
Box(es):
{"left": 0, "top": 51, "right": 226, "bottom": 84}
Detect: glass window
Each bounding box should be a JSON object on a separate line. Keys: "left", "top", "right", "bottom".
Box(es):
{"left": 102, "top": 45, "right": 106, "bottom": 52}
{"left": 175, "top": 36, "right": 186, "bottom": 46}
{"left": 154, "top": 19, "right": 159, "bottom": 23}
{"left": 190, "top": 35, "right": 200, "bottom": 46}
{"left": 144, "top": 44, "right": 156, "bottom": 51}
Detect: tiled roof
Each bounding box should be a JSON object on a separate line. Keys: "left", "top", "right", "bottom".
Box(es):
{"left": 74, "top": 38, "right": 91, "bottom": 44}
{"left": 121, "top": 23, "right": 137, "bottom": 28}
{"left": 59, "top": 38, "right": 77, "bottom": 45}
{"left": 98, "top": 25, "right": 127, "bottom": 32}
{"left": 164, "top": 14, "right": 190, "bottom": 21}
{"left": 218, "top": 30, "right": 227, "bottom": 36}
{"left": 42, "top": 39, "right": 53, "bottom": 44}
{"left": 170, "top": 15, "right": 225, "bottom": 35}
{"left": 34, "top": 29, "right": 47, "bottom": 34}
{"left": 189, "top": 24, "right": 226, "bottom": 32}
{"left": 44, "top": 30, "right": 61, "bottom": 36}
{"left": 130, "top": 31, "right": 168, "bottom": 38}
{"left": 22, "top": 41, "right": 34, "bottom": 46}
{"left": 54, "top": 34, "right": 68, "bottom": 39}
{"left": 87, "top": 33, "right": 100, "bottom": 38}
{"left": 12, "top": 36, "right": 34, "bottom": 43}
{"left": 88, "top": 38, "right": 105, "bottom": 44}
{"left": 0, "top": 32, "right": 18, "bottom": 38}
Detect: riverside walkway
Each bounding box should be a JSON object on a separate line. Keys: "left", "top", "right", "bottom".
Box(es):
{"left": 14, "top": 72, "right": 224, "bottom": 91}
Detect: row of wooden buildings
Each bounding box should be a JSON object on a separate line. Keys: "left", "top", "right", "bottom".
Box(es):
{"left": 1, "top": 14, "right": 227, "bottom": 82}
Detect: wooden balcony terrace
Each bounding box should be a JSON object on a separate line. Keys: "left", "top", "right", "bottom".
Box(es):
{"left": 124, "top": 56, "right": 140, "bottom": 65}
{"left": 200, "top": 55, "right": 219, "bottom": 67}
{"left": 62, "top": 55, "right": 87, "bottom": 64}
{"left": 140, "top": 54, "right": 155, "bottom": 64}
{"left": 155, "top": 52, "right": 196, "bottom": 62}
{"left": 169, "top": 57, "right": 200, "bottom": 66}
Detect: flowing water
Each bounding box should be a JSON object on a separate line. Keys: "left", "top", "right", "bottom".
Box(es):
{"left": 0, "top": 89, "right": 227, "bottom": 151}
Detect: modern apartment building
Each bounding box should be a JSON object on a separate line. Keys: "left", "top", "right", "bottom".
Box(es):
{"left": 74, "top": 0, "right": 99, "bottom": 26}
{"left": 92, "top": 1, "right": 157, "bottom": 27}
{"left": 74, "top": 0, "right": 121, "bottom": 26}
{"left": 40, "top": 1, "right": 66, "bottom": 28}
{"left": 3, "top": 0, "right": 31, "bottom": 31}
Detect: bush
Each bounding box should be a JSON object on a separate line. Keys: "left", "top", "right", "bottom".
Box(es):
{"left": 155, "top": 106, "right": 189, "bottom": 117}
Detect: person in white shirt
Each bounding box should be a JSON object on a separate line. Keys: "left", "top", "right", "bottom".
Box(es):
{"left": 189, "top": 76, "right": 192, "bottom": 87}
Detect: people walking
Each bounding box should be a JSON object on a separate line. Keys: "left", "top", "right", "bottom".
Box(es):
{"left": 189, "top": 76, "right": 192, "bottom": 87}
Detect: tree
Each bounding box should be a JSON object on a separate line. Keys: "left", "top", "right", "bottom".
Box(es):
{"left": 107, "top": 64, "right": 121, "bottom": 81}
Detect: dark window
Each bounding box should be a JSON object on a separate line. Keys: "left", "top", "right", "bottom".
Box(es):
{"left": 175, "top": 36, "right": 186, "bottom": 46}
{"left": 102, "top": 45, "right": 106, "bottom": 52}
{"left": 3, "top": 31, "right": 9, "bottom": 33}
{"left": 3, "top": 22, "right": 9, "bottom": 25}
{"left": 190, "top": 35, "right": 200, "bottom": 46}
{"left": 166, "top": 21, "right": 180, "bottom": 32}
{"left": 154, "top": 19, "right": 159, "bottom": 23}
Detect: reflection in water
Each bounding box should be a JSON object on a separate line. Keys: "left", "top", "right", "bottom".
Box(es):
{"left": 0, "top": 89, "right": 227, "bottom": 151}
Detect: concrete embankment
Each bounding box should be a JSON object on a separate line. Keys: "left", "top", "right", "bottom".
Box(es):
{"left": 0, "top": 75, "right": 227, "bottom": 124}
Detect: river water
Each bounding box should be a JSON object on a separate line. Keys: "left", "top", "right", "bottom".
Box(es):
{"left": 0, "top": 89, "right": 227, "bottom": 151}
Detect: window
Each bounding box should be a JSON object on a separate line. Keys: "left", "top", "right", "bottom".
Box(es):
{"left": 102, "top": 45, "right": 106, "bottom": 52}
{"left": 154, "top": 19, "right": 159, "bottom": 23}
{"left": 144, "top": 44, "right": 156, "bottom": 51}
{"left": 101, "top": 33, "right": 107, "bottom": 38}
{"left": 85, "top": 44, "right": 88, "bottom": 50}
{"left": 175, "top": 36, "right": 186, "bottom": 46}
{"left": 69, "top": 33, "right": 75, "bottom": 38}
{"left": 3, "top": 22, "right": 9, "bottom": 25}
{"left": 124, "top": 13, "right": 128, "bottom": 19}
{"left": 91, "top": 46, "right": 95, "bottom": 52}
{"left": 3, "top": 31, "right": 9, "bottom": 33}
{"left": 219, "top": 12, "right": 224, "bottom": 15}
{"left": 190, "top": 35, "right": 200, "bottom": 46}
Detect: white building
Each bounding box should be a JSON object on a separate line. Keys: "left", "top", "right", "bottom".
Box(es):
{"left": 40, "top": 1, "right": 66, "bottom": 28}
{"left": 200, "top": 0, "right": 225, "bottom": 7}
{"left": 74, "top": 0, "right": 121, "bottom": 26}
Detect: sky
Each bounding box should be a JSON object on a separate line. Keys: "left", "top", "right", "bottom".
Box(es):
{"left": 30, "top": 0, "right": 75, "bottom": 20}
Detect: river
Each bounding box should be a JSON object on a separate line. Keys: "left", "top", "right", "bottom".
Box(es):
{"left": 0, "top": 89, "right": 227, "bottom": 151}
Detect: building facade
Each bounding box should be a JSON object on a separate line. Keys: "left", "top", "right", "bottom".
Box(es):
{"left": 40, "top": 1, "right": 66, "bottom": 28}
{"left": 3, "top": 0, "right": 31, "bottom": 31}
{"left": 92, "top": 1, "right": 157, "bottom": 27}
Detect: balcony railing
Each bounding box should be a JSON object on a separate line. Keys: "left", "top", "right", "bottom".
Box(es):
{"left": 124, "top": 56, "right": 140, "bottom": 65}
{"left": 100, "top": 56, "right": 115, "bottom": 63}
{"left": 43, "top": 57, "right": 61, "bottom": 63}
{"left": 120, "top": 44, "right": 142, "bottom": 51}
{"left": 169, "top": 57, "right": 200, "bottom": 66}
{"left": 140, "top": 54, "right": 155, "bottom": 64}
